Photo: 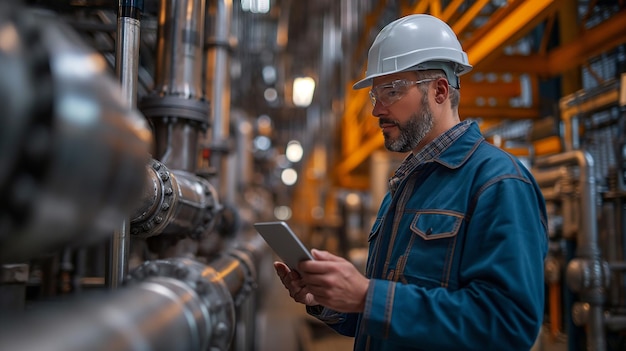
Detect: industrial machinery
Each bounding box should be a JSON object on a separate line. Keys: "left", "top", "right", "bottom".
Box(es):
{"left": 0, "top": 1, "right": 270, "bottom": 350}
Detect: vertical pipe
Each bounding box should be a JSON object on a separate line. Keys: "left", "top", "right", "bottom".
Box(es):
{"left": 148, "top": 0, "right": 207, "bottom": 172}
{"left": 537, "top": 151, "right": 607, "bottom": 351}
{"left": 205, "top": 0, "right": 233, "bottom": 200}
{"left": 155, "top": 0, "right": 205, "bottom": 99}
{"left": 116, "top": 0, "right": 143, "bottom": 108}
{"left": 109, "top": 0, "right": 144, "bottom": 289}
{"left": 107, "top": 220, "right": 130, "bottom": 288}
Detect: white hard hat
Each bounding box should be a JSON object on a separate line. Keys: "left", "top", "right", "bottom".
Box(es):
{"left": 353, "top": 14, "right": 472, "bottom": 90}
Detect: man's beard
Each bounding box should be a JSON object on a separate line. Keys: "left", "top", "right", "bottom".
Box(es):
{"left": 382, "top": 95, "right": 434, "bottom": 153}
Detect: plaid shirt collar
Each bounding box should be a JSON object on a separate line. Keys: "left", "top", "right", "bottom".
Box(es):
{"left": 388, "top": 120, "right": 472, "bottom": 195}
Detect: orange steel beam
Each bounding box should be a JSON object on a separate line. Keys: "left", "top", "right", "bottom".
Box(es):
{"left": 404, "top": 0, "right": 430, "bottom": 16}
{"left": 465, "top": 0, "right": 561, "bottom": 69}
{"left": 429, "top": 0, "right": 442, "bottom": 18}
{"left": 353, "top": 0, "right": 389, "bottom": 72}
{"left": 451, "top": 0, "right": 491, "bottom": 34}
{"left": 341, "top": 88, "right": 369, "bottom": 157}
{"left": 441, "top": 0, "right": 465, "bottom": 22}
{"left": 461, "top": 106, "right": 540, "bottom": 119}
{"left": 479, "top": 55, "right": 551, "bottom": 75}
{"left": 547, "top": 9, "right": 626, "bottom": 74}
{"left": 336, "top": 132, "right": 384, "bottom": 179}
{"left": 485, "top": 9, "right": 626, "bottom": 75}
{"left": 539, "top": 13, "right": 556, "bottom": 54}
{"left": 461, "top": 0, "right": 525, "bottom": 49}
{"left": 342, "top": 0, "right": 388, "bottom": 159}
{"left": 559, "top": 0, "right": 581, "bottom": 96}
{"left": 461, "top": 80, "right": 522, "bottom": 99}
{"left": 534, "top": 136, "right": 562, "bottom": 156}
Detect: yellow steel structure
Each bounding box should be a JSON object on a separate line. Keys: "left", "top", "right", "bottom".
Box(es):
{"left": 294, "top": 0, "right": 626, "bottom": 224}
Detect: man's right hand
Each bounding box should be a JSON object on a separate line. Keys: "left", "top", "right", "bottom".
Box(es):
{"left": 273, "top": 261, "right": 319, "bottom": 306}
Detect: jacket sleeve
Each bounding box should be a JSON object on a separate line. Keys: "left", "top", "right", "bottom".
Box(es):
{"left": 359, "top": 177, "right": 548, "bottom": 350}
{"left": 306, "top": 305, "right": 359, "bottom": 337}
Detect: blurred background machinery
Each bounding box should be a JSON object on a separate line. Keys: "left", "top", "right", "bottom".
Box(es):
{"left": 0, "top": 0, "right": 625, "bottom": 351}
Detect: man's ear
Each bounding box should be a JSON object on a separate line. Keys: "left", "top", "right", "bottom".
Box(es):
{"left": 434, "top": 78, "right": 449, "bottom": 104}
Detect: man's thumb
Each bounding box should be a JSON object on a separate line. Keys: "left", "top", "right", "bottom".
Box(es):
{"left": 311, "top": 249, "right": 342, "bottom": 261}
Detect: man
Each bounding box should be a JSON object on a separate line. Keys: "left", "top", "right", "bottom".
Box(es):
{"left": 274, "top": 14, "right": 548, "bottom": 351}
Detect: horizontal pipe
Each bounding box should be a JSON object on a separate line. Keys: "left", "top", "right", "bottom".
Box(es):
{"left": 535, "top": 150, "right": 598, "bottom": 256}
{"left": 0, "top": 277, "right": 210, "bottom": 351}
{"left": 129, "top": 160, "right": 221, "bottom": 239}
{"left": 0, "top": 235, "right": 268, "bottom": 351}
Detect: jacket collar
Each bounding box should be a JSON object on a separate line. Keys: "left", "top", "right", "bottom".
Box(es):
{"left": 432, "top": 121, "right": 484, "bottom": 169}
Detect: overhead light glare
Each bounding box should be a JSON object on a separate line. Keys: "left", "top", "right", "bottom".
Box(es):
{"left": 285, "top": 140, "right": 303, "bottom": 163}
{"left": 242, "top": 0, "right": 270, "bottom": 13}
{"left": 292, "top": 76, "right": 315, "bottom": 107}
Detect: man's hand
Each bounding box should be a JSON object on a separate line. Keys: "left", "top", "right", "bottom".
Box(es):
{"left": 274, "top": 261, "right": 319, "bottom": 306}
{"left": 298, "top": 249, "right": 369, "bottom": 313}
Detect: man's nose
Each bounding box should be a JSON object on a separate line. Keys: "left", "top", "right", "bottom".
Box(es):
{"left": 371, "top": 100, "right": 387, "bottom": 117}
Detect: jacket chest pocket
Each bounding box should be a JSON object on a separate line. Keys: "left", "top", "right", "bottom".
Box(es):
{"left": 399, "top": 211, "right": 463, "bottom": 288}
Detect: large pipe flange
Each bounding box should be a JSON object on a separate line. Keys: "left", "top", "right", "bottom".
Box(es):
{"left": 128, "top": 257, "right": 235, "bottom": 350}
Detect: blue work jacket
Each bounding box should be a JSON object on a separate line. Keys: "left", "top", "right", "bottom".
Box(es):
{"left": 309, "top": 122, "right": 548, "bottom": 351}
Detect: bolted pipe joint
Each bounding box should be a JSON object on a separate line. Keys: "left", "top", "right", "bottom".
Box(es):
{"left": 128, "top": 257, "right": 235, "bottom": 351}
{"left": 129, "top": 159, "right": 222, "bottom": 239}
{"left": 566, "top": 257, "right": 611, "bottom": 298}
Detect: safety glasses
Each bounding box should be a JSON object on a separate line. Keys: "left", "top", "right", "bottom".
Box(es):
{"left": 369, "top": 78, "right": 436, "bottom": 107}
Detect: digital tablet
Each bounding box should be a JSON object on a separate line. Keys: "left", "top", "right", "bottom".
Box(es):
{"left": 254, "top": 221, "right": 314, "bottom": 272}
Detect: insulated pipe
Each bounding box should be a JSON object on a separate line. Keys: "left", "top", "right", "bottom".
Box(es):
{"left": 536, "top": 150, "right": 609, "bottom": 351}
{"left": 109, "top": 0, "right": 145, "bottom": 289}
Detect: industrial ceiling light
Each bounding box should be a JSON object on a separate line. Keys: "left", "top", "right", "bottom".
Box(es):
{"left": 285, "top": 140, "right": 303, "bottom": 163}
{"left": 241, "top": 0, "right": 270, "bottom": 14}
{"left": 292, "top": 76, "right": 315, "bottom": 107}
{"left": 281, "top": 168, "right": 298, "bottom": 186}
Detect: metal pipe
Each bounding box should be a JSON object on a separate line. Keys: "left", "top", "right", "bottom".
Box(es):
{"left": 0, "top": 237, "right": 266, "bottom": 351}
{"left": 0, "top": 8, "right": 152, "bottom": 263}
{"left": 536, "top": 151, "right": 599, "bottom": 254}
{"left": 155, "top": 0, "right": 205, "bottom": 99}
{"left": 143, "top": 0, "right": 208, "bottom": 172}
{"left": 205, "top": 0, "right": 234, "bottom": 199}
{"left": 0, "top": 277, "right": 211, "bottom": 351}
{"left": 129, "top": 159, "right": 221, "bottom": 239}
{"left": 109, "top": 0, "right": 144, "bottom": 288}
{"left": 115, "top": 0, "right": 142, "bottom": 108}
{"left": 107, "top": 219, "right": 130, "bottom": 288}
{"left": 532, "top": 167, "right": 566, "bottom": 188}
{"left": 536, "top": 150, "right": 608, "bottom": 351}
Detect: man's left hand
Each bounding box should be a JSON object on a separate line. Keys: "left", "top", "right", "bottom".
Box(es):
{"left": 297, "top": 249, "right": 369, "bottom": 313}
